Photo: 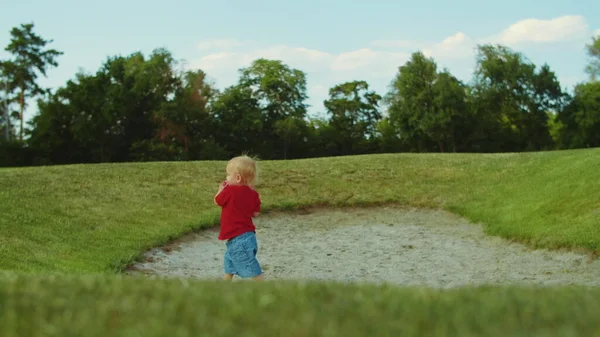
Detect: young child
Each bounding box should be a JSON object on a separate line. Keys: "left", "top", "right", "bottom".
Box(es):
{"left": 214, "top": 155, "right": 263, "bottom": 281}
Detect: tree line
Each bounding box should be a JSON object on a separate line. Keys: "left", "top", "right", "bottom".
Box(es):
{"left": 1, "top": 22, "right": 599, "bottom": 167}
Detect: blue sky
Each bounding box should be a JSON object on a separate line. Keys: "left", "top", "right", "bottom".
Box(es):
{"left": 1, "top": 0, "right": 599, "bottom": 121}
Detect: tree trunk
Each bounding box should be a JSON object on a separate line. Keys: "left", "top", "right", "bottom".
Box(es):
{"left": 3, "top": 112, "right": 9, "bottom": 141}
{"left": 3, "top": 79, "right": 9, "bottom": 141}
{"left": 451, "top": 128, "right": 457, "bottom": 152}
{"left": 19, "top": 89, "right": 24, "bottom": 141}
{"left": 283, "top": 135, "right": 288, "bottom": 160}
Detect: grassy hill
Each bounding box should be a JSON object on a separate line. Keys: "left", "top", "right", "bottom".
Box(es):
{"left": 1, "top": 149, "right": 599, "bottom": 336}
{"left": 2, "top": 149, "right": 598, "bottom": 273}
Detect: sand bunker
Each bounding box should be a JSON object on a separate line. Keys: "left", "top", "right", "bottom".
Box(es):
{"left": 127, "top": 207, "right": 600, "bottom": 288}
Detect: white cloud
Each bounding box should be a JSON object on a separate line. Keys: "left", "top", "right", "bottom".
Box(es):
{"left": 422, "top": 32, "right": 475, "bottom": 60}
{"left": 192, "top": 45, "right": 409, "bottom": 75}
{"left": 331, "top": 48, "right": 378, "bottom": 71}
{"left": 197, "top": 39, "right": 247, "bottom": 51}
{"left": 380, "top": 16, "right": 591, "bottom": 61}
{"left": 190, "top": 45, "right": 336, "bottom": 92}
{"left": 331, "top": 49, "right": 409, "bottom": 73}
{"left": 192, "top": 45, "right": 331, "bottom": 72}
{"left": 192, "top": 15, "right": 592, "bottom": 78}
{"left": 491, "top": 15, "right": 588, "bottom": 45}
{"left": 190, "top": 15, "right": 594, "bottom": 116}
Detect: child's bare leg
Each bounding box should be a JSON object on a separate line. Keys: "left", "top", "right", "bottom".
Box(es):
{"left": 252, "top": 273, "right": 264, "bottom": 281}
{"left": 223, "top": 273, "right": 234, "bottom": 281}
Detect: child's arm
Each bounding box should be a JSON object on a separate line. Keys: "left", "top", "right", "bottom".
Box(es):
{"left": 252, "top": 194, "right": 261, "bottom": 217}
{"left": 214, "top": 181, "right": 229, "bottom": 206}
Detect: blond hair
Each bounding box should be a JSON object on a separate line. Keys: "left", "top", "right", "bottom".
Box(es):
{"left": 226, "top": 155, "right": 259, "bottom": 185}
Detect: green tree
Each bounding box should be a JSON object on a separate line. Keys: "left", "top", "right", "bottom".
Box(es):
{"left": 324, "top": 80, "right": 382, "bottom": 154}
{"left": 555, "top": 82, "right": 600, "bottom": 148}
{"left": 29, "top": 92, "right": 82, "bottom": 164}
{"left": 386, "top": 52, "right": 437, "bottom": 152}
{"left": 137, "top": 68, "right": 220, "bottom": 161}
{"left": 386, "top": 52, "right": 470, "bottom": 152}
{"left": 238, "top": 58, "right": 308, "bottom": 158}
{"left": 29, "top": 71, "right": 114, "bottom": 163}
{"left": 0, "top": 64, "right": 17, "bottom": 141}
{"left": 2, "top": 22, "right": 63, "bottom": 140}
{"left": 469, "top": 44, "right": 564, "bottom": 151}
{"left": 0, "top": 71, "right": 12, "bottom": 140}
{"left": 374, "top": 117, "right": 404, "bottom": 153}
{"left": 303, "top": 117, "right": 340, "bottom": 158}
{"left": 546, "top": 111, "right": 564, "bottom": 147}
{"left": 274, "top": 115, "right": 310, "bottom": 159}
{"left": 585, "top": 34, "right": 600, "bottom": 82}
{"left": 429, "top": 71, "right": 469, "bottom": 152}
{"left": 552, "top": 35, "right": 600, "bottom": 149}
{"left": 210, "top": 84, "right": 264, "bottom": 158}
{"left": 29, "top": 48, "right": 217, "bottom": 164}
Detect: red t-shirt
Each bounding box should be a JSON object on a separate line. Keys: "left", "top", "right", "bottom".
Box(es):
{"left": 214, "top": 184, "right": 261, "bottom": 240}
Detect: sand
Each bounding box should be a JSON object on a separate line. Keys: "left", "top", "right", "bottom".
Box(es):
{"left": 126, "top": 207, "right": 600, "bottom": 288}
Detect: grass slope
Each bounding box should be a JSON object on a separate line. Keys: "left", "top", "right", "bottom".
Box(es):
{"left": 1, "top": 273, "right": 600, "bottom": 337}
{"left": 1, "top": 149, "right": 599, "bottom": 274}
{"left": 1, "top": 149, "right": 600, "bottom": 336}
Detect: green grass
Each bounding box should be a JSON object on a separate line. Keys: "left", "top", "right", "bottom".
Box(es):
{"left": 1, "top": 273, "right": 600, "bottom": 337}
{"left": 1, "top": 149, "right": 598, "bottom": 274}
{"left": 1, "top": 149, "right": 600, "bottom": 336}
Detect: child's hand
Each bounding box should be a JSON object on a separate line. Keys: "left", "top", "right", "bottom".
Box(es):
{"left": 214, "top": 181, "right": 227, "bottom": 206}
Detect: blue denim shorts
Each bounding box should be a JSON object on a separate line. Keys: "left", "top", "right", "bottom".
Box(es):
{"left": 224, "top": 231, "right": 262, "bottom": 278}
